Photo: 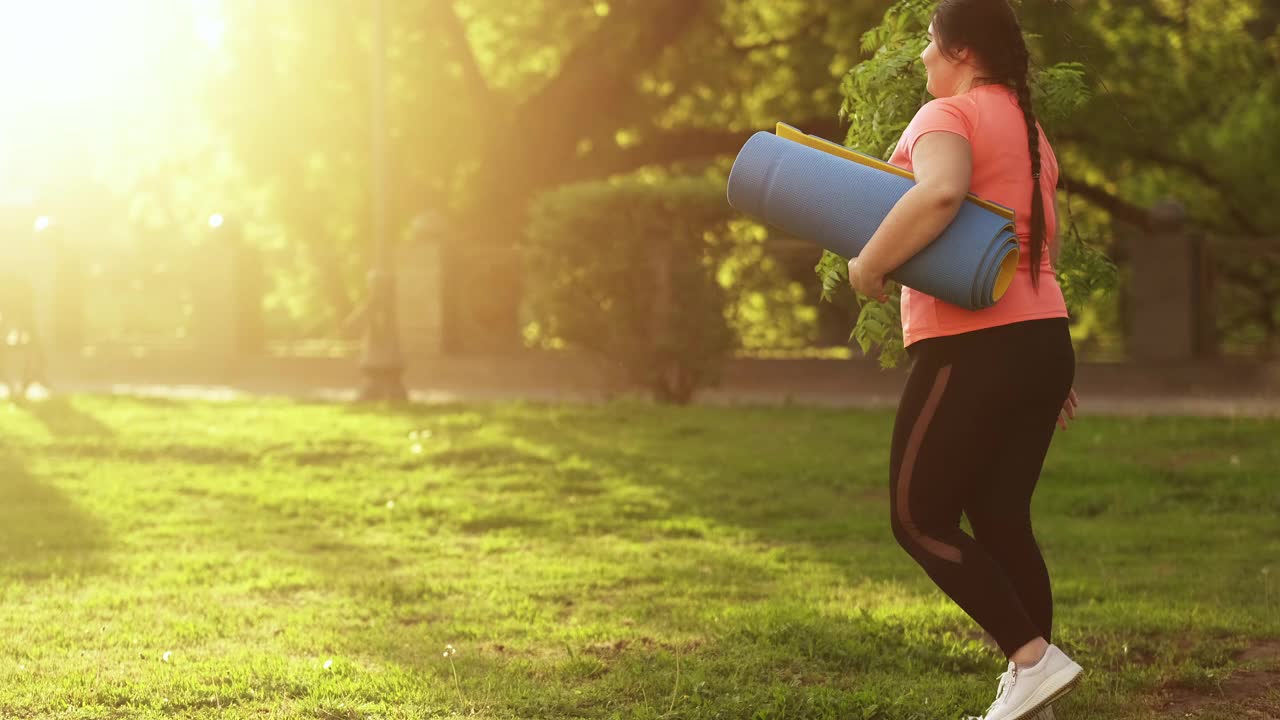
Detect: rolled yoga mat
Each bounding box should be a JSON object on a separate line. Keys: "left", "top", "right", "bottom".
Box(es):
{"left": 726, "top": 123, "right": 1019, "bottom": 310}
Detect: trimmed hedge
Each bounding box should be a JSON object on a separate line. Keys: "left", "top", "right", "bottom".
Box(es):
{"left": 523, "top": 176, "right": 736, "bottom": 404}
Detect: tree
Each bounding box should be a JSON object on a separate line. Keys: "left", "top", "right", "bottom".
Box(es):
{"left": 208, "top": 0, "right": 897, "bottom": 350}
{"left": 820, "top": 0, "right": 1279, "bottom": 366}
{"left": 188, "top": 0, "right": 1277, "bottom": 358}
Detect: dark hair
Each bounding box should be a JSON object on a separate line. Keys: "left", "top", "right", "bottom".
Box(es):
{"left": 932, "top": 0, "right": 1047, "bottom": 290}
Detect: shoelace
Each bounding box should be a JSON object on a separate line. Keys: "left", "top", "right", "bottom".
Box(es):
{"left": 983, "top": 664, "right": 1018, "bottom": 717}
{"left": 965, "top": 661, "right": 1064, "bottom": 720}
{"left": 965, "top": 686, "right": 1057, "bottom": 720}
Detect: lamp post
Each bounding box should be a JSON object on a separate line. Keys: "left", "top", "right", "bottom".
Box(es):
{"left": 358, "top": 0, "right": 407, "bottom": 402}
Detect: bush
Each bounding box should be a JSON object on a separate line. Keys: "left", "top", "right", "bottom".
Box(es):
{"left": 522, "top": 175, "right": 736, "bottom": 404}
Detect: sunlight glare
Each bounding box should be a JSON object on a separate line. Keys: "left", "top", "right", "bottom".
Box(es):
{"left": 0, "top": 1, "right": 224, "bottom": 191}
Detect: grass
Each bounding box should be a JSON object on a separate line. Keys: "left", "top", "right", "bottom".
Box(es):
{"left": 0, "top": 395, "right": 1277, "bottom": 719}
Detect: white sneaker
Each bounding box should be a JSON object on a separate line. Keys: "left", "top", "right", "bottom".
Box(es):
{"left": 967, "top": 644, "right": 1082, "bottom": 720}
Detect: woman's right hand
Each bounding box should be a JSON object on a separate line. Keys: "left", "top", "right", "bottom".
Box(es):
{"left": 1057, "top": 387, "right": 1078, "bottom": 430}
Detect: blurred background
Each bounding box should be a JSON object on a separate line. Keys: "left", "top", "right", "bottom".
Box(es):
{"left": 0, "top": 0, "right": 1277, "bottom": 403}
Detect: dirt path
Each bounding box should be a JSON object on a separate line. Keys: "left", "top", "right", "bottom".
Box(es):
{"left": 1151, "top": 638, "right": 1280, "bottom": 718}
{"left": 954, "top": 631, "right": 1280, "bottom": 718}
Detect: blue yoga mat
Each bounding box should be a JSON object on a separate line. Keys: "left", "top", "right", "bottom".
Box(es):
{"left": 726, "top": 125, "right": 1019, "bottom": 310}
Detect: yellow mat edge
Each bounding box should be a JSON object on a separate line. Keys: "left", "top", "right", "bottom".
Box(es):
{"left": 992, "top": 244, "right": 1019, "bottom": 302}
{"left": 775, "top": 122, "right": 1016, "bottom": 222}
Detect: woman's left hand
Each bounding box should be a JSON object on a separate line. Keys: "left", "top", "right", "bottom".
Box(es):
{"left": 848, "top": 257, "right": 888, "bottom": 303}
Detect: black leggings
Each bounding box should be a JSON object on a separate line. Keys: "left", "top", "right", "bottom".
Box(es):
{"left": 889, "top": 317, "right": 1074, "bottom": 659}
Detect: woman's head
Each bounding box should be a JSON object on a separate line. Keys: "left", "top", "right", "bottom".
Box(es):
{"left": 923, "top": 0, "right": 1031, "bottom": 98}
{"left": 924, "top": 0, "right": 1050, "bottom": 289}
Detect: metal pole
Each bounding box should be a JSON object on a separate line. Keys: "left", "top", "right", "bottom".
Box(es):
{"left": 357, "top": 0, "right": 407, "bottom": 402}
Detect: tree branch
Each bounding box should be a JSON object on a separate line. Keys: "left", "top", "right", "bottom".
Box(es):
{"left": 730, "top": 20, "right": 825, "bottom": 55}
{"left": 428, "top": 1, "right": 502, "bottom": 114}
{"left": 516, "top": 0, "right": 710, "bottom": 135}
{"left": 551, "top": 116, "right": 847, "bottom": 186}
{"left": 1056, "top": 131, "right": 1263, "bottom": 235}
{"left": 465, "top": 0, "right": 712, "bottom": 211}
{"left": 1058, "top": 174, "right": 1152, "bottom": 230}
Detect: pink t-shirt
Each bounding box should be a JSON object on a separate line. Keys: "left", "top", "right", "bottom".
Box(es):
{"left": 888, "top": 83, "right": 1068, "bottom": 348}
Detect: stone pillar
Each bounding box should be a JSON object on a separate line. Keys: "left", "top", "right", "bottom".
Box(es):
{"left": 52, "top": 226, "right": 85, "bottom": 353}
{"left": 231, "top": 239, "right": 265, "bottom": 356}
{"left": 1128, "top": 200, "right": 1198, "bottom": 363}
{"left": 184, "top": 215, "right": 266, "bottom": 359}
{"left": 439, "top": 239, "right": 522, "bottom": 355}
{"left": 188, "top": 216, "right": 239, "bottom": 361}
{"left": 1191, "top": 230, "right": 1218, "bottom": 360}
{"left": 28, "top": 220, "right": 58, "bottom": 351}
{"left": 0, "top": 217, "right": 58, "bottom": 349}
{"left": 395, "top": 211, "right": 445, "bottom": 358}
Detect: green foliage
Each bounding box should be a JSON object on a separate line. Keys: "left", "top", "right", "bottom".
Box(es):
{"left": 1036, "top": 0, "right": 1280, "bottom": 356}
{"left": 839, "top": 0, "right": 932, "bottom": 161}
{"left": 523, "top": 175, "right": 737, "bottom": 404}
{"left": 822, "top": 0, "right": 1112, "bottom": 369}
{"left": 1031, "top": 62, "right": 1090, "bottom": 125}
{"left": 1056, "top": 206, "right": 1121, "bottom": 320}
{"left": 717, "top": 220, "right": 824, "bottom": 351}
{"left": 20, "top": 0, "right": 1273, "bottom": 356}
{"left": 853, "top": 298, "right": 906, "bottom": 366}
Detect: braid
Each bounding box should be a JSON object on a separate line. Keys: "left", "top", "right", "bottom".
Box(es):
{"left": 1014, "top": 76, "right": 1046, "bottom": 292}
{"left": 934, "top": 0, "right": 1050, "bottom": 291}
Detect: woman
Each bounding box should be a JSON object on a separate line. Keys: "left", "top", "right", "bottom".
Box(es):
{"left": 847, "top": 1, "right": 1083, "bottom": 719}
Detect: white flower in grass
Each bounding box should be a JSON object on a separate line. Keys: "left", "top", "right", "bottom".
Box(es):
{"left": 323, "top": 658, "right": 333, "bottom": 670}
{"left": 411, "top": 443, "right": 423, "bottom": 454}
{"left": 386, "top": 500, "right": 396, "bottom": 509}
{"left": 162, "top": 651, "right": 172, "bottom": 663}
{"left": 443, "top": 644, "right": 457, "bottom": 657}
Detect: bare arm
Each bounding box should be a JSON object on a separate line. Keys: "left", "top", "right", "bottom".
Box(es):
{"left": 855, "top": 132, "right": 972, "bottom": 278}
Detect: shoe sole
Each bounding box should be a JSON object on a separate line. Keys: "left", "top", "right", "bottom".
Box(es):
{"left": 1005, "top": 663, "right": 1083, "bottom": 720}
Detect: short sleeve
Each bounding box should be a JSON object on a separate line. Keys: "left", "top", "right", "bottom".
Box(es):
{"left": 904, "top": 99, "right": 972, "bottom": 160}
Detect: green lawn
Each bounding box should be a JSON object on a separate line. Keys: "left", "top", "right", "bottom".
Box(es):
{"left": 1, "top": 396, "right": 1277, "bottom": 719}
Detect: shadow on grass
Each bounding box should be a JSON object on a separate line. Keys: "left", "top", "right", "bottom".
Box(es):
{"left": 23, "top": 397, "right": 1264, "bottom": 717}
{"left": 181, "top": 399, "right": 1280, "bottom": 717}
{"left": 66, "top": 392, "right": 182, "bottom": 409}
{"left": 0, "top": 451, "right": 109, "bottom": 581}
{"left": 199, "top": 485, "right": 996, "bottom": 719}
{"left": 475, "top": 401, "right": 905, "bottom": 563}
{"left": 197, "top": 401, "right": 964, "bottom": 670}
{"left": 22, "top": 397, "right": 116, "bottom": 438}
{"left": 337, "top": 399, "right": 491, "bottom": 422}
{"left": 306, "top": 398, "right": 913, "bottom": 593}
{"left": 54, "top": 442, "right": 260, "bottom": 466}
